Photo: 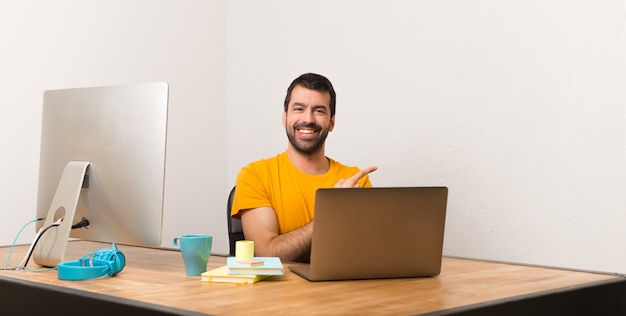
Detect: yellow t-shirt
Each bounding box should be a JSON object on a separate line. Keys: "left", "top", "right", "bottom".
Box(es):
{"left": 231, "top": 152, "right": 372, "bottom": 234}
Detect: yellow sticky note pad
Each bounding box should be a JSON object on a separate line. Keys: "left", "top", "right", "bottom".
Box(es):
{"left": 235, "top": 240, "right": 254, "bottom": 261}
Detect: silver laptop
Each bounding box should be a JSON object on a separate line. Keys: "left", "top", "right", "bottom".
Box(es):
{"left": 289, "top": 187, "right": 448, "bottom": 281}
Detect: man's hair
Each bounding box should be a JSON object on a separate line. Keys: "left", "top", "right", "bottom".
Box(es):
{"left": 283, "top": 73, "right": 336, "bottom": 117}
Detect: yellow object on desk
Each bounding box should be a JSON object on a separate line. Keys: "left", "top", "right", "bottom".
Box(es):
{"left": 235, "top": 240, "right": 254, "bottom": 261}
{"left": 201, "top": 265, "right": 269, "bottom": 284}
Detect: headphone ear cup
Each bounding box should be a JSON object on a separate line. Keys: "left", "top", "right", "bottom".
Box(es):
{"left": 93, "top": 248, "right": 125, "bottom": 275}
{"left": 110, "top": 249, "right": 125, "bottom": 275}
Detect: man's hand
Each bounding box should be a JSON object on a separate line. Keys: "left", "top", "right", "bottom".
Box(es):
{"left": 334, "top": 166, "right": 378, "bottom": 188}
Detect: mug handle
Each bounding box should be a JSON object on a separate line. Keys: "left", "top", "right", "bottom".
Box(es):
{"left": 172, "top": 237, "right": 180, "bottom": 249}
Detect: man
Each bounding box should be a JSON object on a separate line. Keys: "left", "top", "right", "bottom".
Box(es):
{"left": 231, "top": 73, "right": 377, "bottom": 262}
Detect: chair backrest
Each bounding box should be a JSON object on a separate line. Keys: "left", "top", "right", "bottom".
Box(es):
{"left": 226, "top": 186, "right": 245, "bottom": 256}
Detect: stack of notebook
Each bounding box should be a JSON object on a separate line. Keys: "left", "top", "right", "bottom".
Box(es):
{"left": 201, "top": 257, "right": 284, "bottom": 284}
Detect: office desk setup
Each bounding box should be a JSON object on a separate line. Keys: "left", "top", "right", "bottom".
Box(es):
{"left": 0, "top": 240, "right": 624, "bottom": 315}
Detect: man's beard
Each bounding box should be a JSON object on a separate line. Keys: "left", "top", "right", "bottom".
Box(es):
{"left": 286, "top": 122, "right": 329, "bottom": 155}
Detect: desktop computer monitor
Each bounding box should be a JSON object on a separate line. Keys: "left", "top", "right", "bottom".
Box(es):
{"left": 32, "top": 82, "right": 169, "bottom": 267}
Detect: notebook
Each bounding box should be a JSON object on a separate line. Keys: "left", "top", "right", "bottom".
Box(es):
{"left": 289, "top": 187, "right": 448, "bottom": 281}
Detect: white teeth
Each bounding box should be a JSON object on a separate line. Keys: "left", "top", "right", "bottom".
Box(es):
{"left": 299, "top": 129, "right": 314, "bottom": 134}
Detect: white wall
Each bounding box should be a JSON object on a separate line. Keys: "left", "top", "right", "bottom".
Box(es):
{"left": 2, "top": 1, "right": 626, "bottom": 274}
{"left": 226, "top": 0, "right": 626, "bottom": 274}
{"left": 0, "top": 1, "right": 231, "bottom": 255}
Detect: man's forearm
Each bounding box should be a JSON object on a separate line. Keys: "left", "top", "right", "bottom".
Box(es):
{"left": 268, "top": 221, "right": 313, "bottom": 262}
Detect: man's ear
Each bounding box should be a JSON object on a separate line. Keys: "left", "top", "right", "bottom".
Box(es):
{"left": 329, "top": 115, "right": 335, "bottom": 132}
{"left": 282, "top": 111, "right": 287, "bottom": 127}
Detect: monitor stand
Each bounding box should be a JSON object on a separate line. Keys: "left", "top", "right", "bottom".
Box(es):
{"left": 32, "top": 161, "right": 90, "bottom": 267}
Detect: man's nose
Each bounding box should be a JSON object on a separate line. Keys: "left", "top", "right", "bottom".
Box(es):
{"left": 302, "top": 109, "right": 315, "bottom": 122}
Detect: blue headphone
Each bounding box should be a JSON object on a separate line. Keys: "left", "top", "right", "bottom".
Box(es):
{"left": 57, "top": 244, "right": 126, "bottom": 281}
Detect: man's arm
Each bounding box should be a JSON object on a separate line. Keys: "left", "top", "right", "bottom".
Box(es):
{"left": 240, "top": 206, "right": 313, "bottom": 262}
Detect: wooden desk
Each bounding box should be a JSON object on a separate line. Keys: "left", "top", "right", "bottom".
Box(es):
{"left": 0, "top": 241, "right": 624, "bottom": 315}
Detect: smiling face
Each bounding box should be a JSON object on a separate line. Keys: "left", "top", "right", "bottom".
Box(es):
{"left": 283, "top": 85, "right": 335, "bottom": 156}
